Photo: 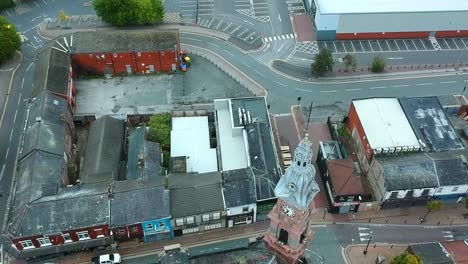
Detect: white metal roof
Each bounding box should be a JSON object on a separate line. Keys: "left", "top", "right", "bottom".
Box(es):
{"left": 352, "top": 98, "right": 420, "bottom": 151}
{"left": 171, "top": 116, "right": 218, "bottom": 173}
{"left": 214, "top": 99, "right": 249, "bottom": 171}
{"left": 316, "top": 0, "right": 468, "bottom": 14}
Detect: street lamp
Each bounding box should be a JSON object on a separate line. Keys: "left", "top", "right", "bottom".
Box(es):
{"left": 363, "top": 235, "right": 373, "bottom": 255}
{"left": 195, "top": 0, "right": 199, "bottom": 24}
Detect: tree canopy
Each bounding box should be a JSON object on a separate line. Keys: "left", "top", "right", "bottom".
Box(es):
{"left": 391, "top": 253, "right": 423, "bottom": 264}
{"left": 0, "top": 16, "right": 21, "bottom": 63}
{"left": 371, "top": 56, "right": 386, "bottom": 72}
{"left": 147, "top": 113, "right": 171, "bottom": 147}
{"left": 312, "top": 48, "right": 334, "bottom": 76}
{"left": 0, "top": 0, "right": 14, "bottom": 12}
{"left": 92, "top": 0, "right": 164, "bottom": 27}
{"left": 427, "top": 200, "right": 442, "bottom": 212}
{"left": 343, "top": 54, "right": 357, "bottom": 71}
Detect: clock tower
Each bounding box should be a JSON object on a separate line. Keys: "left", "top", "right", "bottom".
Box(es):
{"left": 264, "top": 134, "right": 320, "bottom": 264}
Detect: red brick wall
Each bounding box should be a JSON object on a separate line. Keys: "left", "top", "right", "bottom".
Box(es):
{"left": 435, "top": 30, "right": 468, "bottom": 38}
{"left": 347, "top": 102, "right": 373, "bottom": 160}
{"left": 337, "top": 31, "right": 430, "bottom": 40}
{"left": 72, "top": 51, "right": 177, "bottom": 76}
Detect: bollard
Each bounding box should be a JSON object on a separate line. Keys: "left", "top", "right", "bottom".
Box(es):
{"left": 404, "top": 65, "right": 406, "bottom": 69}
{"left": 391, "top": 245, "right": 394, "bottom": 249}
{"left": 411, "top": 65, "right": 413, "bottom": 69}
{"left": 424, "top": 64, "right": 427, "bottom": 68}
{"left": 437, "top": 221, "right": 440, "bottom": 225}
{"left": 404, "top": 219, "right": 407, "bottom": 224}
{"left": 374, "top": 244, "right": 376, "bottom": 248}
{"left": 386, "top": 219, "right": 389, "bottom": 223}
{"left": 368, "top": 218, "right": 371, "bottom": 223}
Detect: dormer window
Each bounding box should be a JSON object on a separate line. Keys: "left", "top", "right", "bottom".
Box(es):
{"left": 297, "top": 161, "right": 301, "bottom": 166}
{"left": 303, "top": 162, "right": 306, "bottom": 167}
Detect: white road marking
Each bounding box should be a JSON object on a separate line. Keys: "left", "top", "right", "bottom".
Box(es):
{"left": 0, "top": 164, "right": 5, "bottom": 182}
{"left": 14, "top": 110, "right": 18, "bottom": 123}
{"left": 359, "top": 232, "right": 371, "bottom": 236}
{"left": 208, "top": 42, "right": 220, "bottom": 48}
{"left": 358, "top": 227, "right": 369, "bottom": 231}
{"left": 5, "top": 147, "right": 9, "bottom": 159}
{"left": 33, "top": 0, "right": 40, "bottom": 7}
{"left": 243, "top": 20, "right": 254, "bottom": 26}
{"left": 393, "top": 84, "right": 410, "bottom": 87}
{"left": 277, "top": 14, "right": 281, "bottom": 22}
{"left": 443, "top": 235, "right": 454, "bottom": 238}
{"left": 9, "top": 130, "right": 13, "bottom": 142}
{"left": 346, "top": 88, "right": 361, "bottom": 91}
{"left": 184, "top": 37, "right": 202, "bottom": 42}
{"left": 369, "top": 86, "right": 387, "bottom": 89}
{"left": 387, "top": 57, "right": 403, "bottom": 60}
{"left": 225, "top": 50, "right": 233, "bottom": 56}
{"left": 320, "top": 90, "right": 337, "bottom": 93}
{"left": 41, "top": 0, "right": 48, "bottom": 5}
{"left": 254, "top": 70, "right": 265, "bottom": 77}
{"left": 416, "top": 83, "right": 433, "bottom": 86}
{"left": 274, "top": 81, "right": 287, "bottom": 87}
{"left": 26, "top": 62, "right": 33, "bottom": 72}
{"left": 440, "top": 81, "right": 456, "bottom": 84}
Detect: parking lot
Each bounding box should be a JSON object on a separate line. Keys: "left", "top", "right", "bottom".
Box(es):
{"left": 317, "top": 37, "right": 468, "bottom": 53}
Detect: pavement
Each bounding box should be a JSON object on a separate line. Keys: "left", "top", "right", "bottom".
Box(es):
{"left": 344, "top": 245, "right": 407, "bottom": 264}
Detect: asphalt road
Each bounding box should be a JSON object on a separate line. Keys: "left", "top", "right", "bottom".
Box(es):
{"left": 181, "top": 32, "right": 468, "bottom": 114}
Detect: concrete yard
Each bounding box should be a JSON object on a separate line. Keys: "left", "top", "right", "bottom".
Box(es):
{"left": 75, "top": 54, "right": 253, "bottom": 118}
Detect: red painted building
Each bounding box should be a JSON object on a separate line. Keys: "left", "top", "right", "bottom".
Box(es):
{"left": 70, "top": 31, "right": 180, "bottom": 76}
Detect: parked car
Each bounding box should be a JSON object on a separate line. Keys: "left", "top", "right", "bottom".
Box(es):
{"left": 91, "top": 253, "right": 122, "bottom": 264}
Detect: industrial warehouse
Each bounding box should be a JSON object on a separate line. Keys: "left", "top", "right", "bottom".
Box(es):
{"left": 306, "top": 0, "right": 468, "bottom": 40}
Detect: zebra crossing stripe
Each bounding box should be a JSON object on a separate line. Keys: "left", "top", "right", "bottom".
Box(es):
{"left": 281, "top": 35, "right": 286, "bottom": 40}
{"left": 289, "top": 34, "right": 294, "bottom": 38}
{"left": 273, "top": 36, "right": 277, "bottom": 40}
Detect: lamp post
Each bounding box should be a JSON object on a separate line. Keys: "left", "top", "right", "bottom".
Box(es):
{"left": 363, "top": 235, "right": 373, "bottom": 255}
{"left": 195, "top": 0, "right": 199, "bottom": 24}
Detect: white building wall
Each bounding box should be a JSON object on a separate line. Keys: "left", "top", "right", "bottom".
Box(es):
{"left": 383, "top": 188, "right": 436, "bottom": 201}
{"left": 337, "top": 11, "right": 468, "bottom": 33}
{"left": 315, "top": 12, "right": 339, "bottom": 31}
{"left": 226, "top": 204, "right": 257, "bottom": 222}
{"left": 434, "top": 185, "right": 468, "bottom": 196}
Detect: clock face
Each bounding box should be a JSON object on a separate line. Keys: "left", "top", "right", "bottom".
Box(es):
{"left": 281, "top": 205, "right": 296, "bottom": 218}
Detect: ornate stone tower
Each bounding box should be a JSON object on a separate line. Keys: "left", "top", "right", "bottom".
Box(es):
{"left": 264, "top": 134, "right": 320, "bottom": 264}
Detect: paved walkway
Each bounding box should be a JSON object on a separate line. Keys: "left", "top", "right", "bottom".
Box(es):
{"left": 0, "top": 52, "right": 22, "bottom": 129}
{"left": 344, "top": 245, "right": 406, "bottom": 264}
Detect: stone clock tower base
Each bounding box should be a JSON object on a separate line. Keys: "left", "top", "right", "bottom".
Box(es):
{"left": 263, "top": 201, "right": 315, "bottom": 264}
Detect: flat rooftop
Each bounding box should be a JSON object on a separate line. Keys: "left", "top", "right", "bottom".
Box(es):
{"left": 399, "top": 97, "right": 464, "bottom": 152}
{"left": 214, "top": 99, "right": 249, "bottom": 171}
{"left": 316, "top": 0, "right": 468, "bottom": 15}
{"left": 352, "top": 98, "right": 420, "bottom": 152}
{"left": 171, "top": 116, "right": 218, "bottom": 173}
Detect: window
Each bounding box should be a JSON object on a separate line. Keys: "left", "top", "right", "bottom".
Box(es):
{"left": 186, "top": 216, "right": 195, "bottom": 224}
{"left": 405, "top": 190, "right": 413, "bottom": 198}
{"left": 77, "top": 231, "right": 90, "bottom": 240}
{"left": 242, "top": 207, "right": 249, "bottom": 213}
{"left": 37, "top": 237, "right": 52, "bottom": 246}
{"left": 62, "top": 233, "right": 72, "bottom": 243}
{"left": 421, "top": 189, "right": 430, "bottom": 196}
{"left": 130, "top": 226, "right": 139, "bottom": 233}
{"left": 20, "top": 240, "right": 34, "bottom": 249}
{"left": 202, "top": 214, "right": 210, "bottom": 222}
{"left": 390, "top": 192, "right": 398, "bottom": 199}
{"left": 175, "top": 218, "right": 184, "bottom": 226}
{"left": 158, "top": 222, "right": 165, "bottom": 228}
{"left": 437, "top": 188, "right": 443, "bottom": 193}
{"left": 212, "top": 212, "right": 221, "bottom": 220}
{"left": 452, "top": 187, "right": 459, "bottom": 192}
{"left": 302, "top": 162, "right": 306, "bottom": 167}
{"left": 146, "top": 223, "right": 153, "bottom": 230}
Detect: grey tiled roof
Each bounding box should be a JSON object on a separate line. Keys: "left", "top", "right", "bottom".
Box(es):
{"left": 126, "top": 126, "right": 162, "bottom": 181}
{"left": 379, "top": 153, "right": 439, "bottom": 191}
{"left": 111, "top": 184, "right": 170, "bottom": 227}
{"left": 427, "top": 150, "right": 468, "bottom": 186}
{"left": 21, "top": 122, "right": 65, "bottom": 159}
{"left": 169, "top": 172, "right": 224, "bottom": 218}
{"left": 230, "top": 97, "right": 280, "bottom": 201}
{"left": 9, "top": 151, "right": 64, "bottom": 236}
{"left": 80, "top": 116, "right": 124, "bottom": 184}
{"left": 70, "top": 31, "right": 179, "bottom": 54}
{"left": 222, "top": 168, "right": 257, "bottom": 208}
{"left": 26, "top": 92, "right": 69, "bottom": 128}
{"left": 14, "top": 193, "right": 109, "bottom": 237}
{"left": 32, "top": 48, "right": 70, "bottom": 97}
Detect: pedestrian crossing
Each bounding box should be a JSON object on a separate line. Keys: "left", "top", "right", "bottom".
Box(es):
{"left": 358, "top": 227, "right": 372, "bottom": 242}
{"left": 197, "top": 17, "right": 263, "bottom": 46}
{"left": 234, "top": 0, "right": 270, "bottom": 22}
{"left": 285, "top": 0, "right": 306, "bottom": 14}
{"left": 264, "top": 34, "right": 296, "bottom": 43}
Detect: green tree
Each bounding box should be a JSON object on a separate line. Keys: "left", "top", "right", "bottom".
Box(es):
{"left": 427, "top": 200, "right": 442, "bottom": 212}
{"left": 59, "top": 10, "right": 67, "bottom": 22}
{"left": 0, "top": 16, "right": 21, "bottom": 63}
{"left": 371, "top": 56, "right": 386, "bottom": 72}
{"left": 391, "top": 253, "right": 423, "bottom": 264}
{"left": 92, "top": 0, "right": 164, "bottom": 27}
{"left": 0, "top": 0, "right": 15, "bottom": 12}
{"left": 312, "top": 48, "right": 334, "bottom": 76}
{"left": 465, "top": 197, "right": 468, "bottom": 210}
{"left": 343, "top": 54, "right": 357, "bottom": 71}
{"left": 147, "top": 113, "right": 171, "bottom": 147}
